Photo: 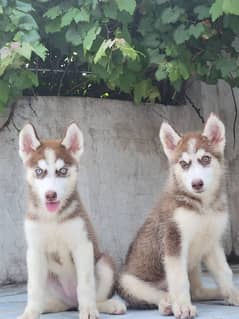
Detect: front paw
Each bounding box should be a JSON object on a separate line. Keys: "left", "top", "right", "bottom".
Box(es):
{"left": 158, "top": 293, "right": 173, "bottom": 316}
{"left": 79, "top": 306, "right": 99, "bottom": 319}
{"left": 225, "top": 288, "right": 239, "bottom": 306}
{"left": 172, "top": 302, "right": 197, "bottom": 319}
{"left": 17, "top": 309, "right": 40, "bottom": 319}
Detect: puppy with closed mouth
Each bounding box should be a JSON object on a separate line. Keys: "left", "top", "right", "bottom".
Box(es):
{"left": 117, "top": 113, "right": 239, "bottom": 319}
{"left": 17, "top": 123, "right": 126, "bottom": 319}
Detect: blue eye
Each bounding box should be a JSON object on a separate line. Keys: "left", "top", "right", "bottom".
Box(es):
{"left": 35, "top": 168, "right": 44, "bottom": 177}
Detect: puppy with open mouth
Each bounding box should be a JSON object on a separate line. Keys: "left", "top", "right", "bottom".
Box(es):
{"left": 17, "top": 123, "right": 126, "bottom": 319}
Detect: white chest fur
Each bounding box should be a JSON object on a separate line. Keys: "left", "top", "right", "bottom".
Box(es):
{"left": 24, "top": 216, "right": 88, "bottom": 276}
{"left": 174, "top": 207, "right": 228, "bottom": 269}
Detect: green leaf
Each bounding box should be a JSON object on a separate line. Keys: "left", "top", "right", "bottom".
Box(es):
{"left": 168, "top": 64, "right": 180, "bottom": 82}
{"left": 74, "top": 8, "right": 90, "bottom": 23}
{"left": 14, "top": 29, "right": 40, "bottom": 42}
{"left": 194, "top": 5, "right": 210, "bottom": 19}
{"left": 215, "top": 57, "right": 237, "bottom": 77}
{"left": 0, "top": 79, "right": 9, "bottom": 103}
{"left": 0, "top": 5, "right": 3, "bottom": 14}
{"left": 103, "top": 2, "right": 117, "bottom": 19}
{"left": 94, "top": 39, "right": 114, "bottom": 63}
{"left": 177, "top": 61, "right": 190, "bottom": 80}
{"left": 45, "top": 19, "right": 61, "bottom": 33}
{"left": 210, "top": 0, "right": 223, "bottom": 22}
{"left": 44, "top": 6, "right": 62, "bottom": 20}
{"left": 223, "top": 0, "right": 239, "bottom": 15}
{"left": 18, "top": 14, "right": 38, "bottom": 30}
{"left": 65, "top": 26, "right": 83, "bottom": 46}
{"left": 223, "top": 15, "right": 239, "bottom": 33}
{"left": 14, "top": 70, "right": 38, "bottom": 90}
{"left": 83, "top": 25, "right": 101, "bottom": 51}
{"left": 0, "top": 55, "right": 14, "bottom": 76}
{"left": 61, "top": 7, "right": 79, "bottom": 27}
{"left": 115, "top": 0, "right": 136, "bottom": 15}
{"left": 133, "top": 79, "right": 160, "bottom": 104}
{"left": 25, "top": 71, "right": 39, "bottom": 86}
{"left": 17, "top": 42, "right": 32, "bottom": 59}
{"left": 161, "top": 6, "right": 184, "bottom": 24}
{"left": 32, "top": 43, "right": 48, "bottom": 60}
{"left": 188, "top": 23, "right": 204, "bottom": 39}
{"left": 155, "top": 68, "right": 167, "bottom": 81}
{"left": 115, "top": 38, "right": 139, "bottom": 60}
{"left": 16, "top": 1, "right": 33, "bottom": 13}
{"left": 174, "top": 25, "right": 190, "bottom": 44}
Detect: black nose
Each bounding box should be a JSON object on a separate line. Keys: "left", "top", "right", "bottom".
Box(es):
{"left": 192, "top": 179, "right": 204, "bottom": 191}
{"left": 45, "top": 191, "right": 57, "bottom": 202}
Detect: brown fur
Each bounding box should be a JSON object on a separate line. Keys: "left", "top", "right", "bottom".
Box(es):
{"left": 172, "top": 132, "right": 222, "bottom": 163}
{"left": 27, "top": 140, "right": 76, "bottom": 168}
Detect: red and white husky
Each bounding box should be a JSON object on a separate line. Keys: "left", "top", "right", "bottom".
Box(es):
{"left": 118, "top": 113, "right": 239, "bottom": 319}
{"left": 18, "top": 123, "right": 126, "bottom": 319}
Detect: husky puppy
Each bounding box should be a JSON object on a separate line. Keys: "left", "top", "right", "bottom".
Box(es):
{"left": 18, "top": 123, "right": 126, "bottom": 319}
{"left": 117, "top": 113, "right": 239, "bottom": 318}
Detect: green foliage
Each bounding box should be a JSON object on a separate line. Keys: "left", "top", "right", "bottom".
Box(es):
{"left": 0, "top": 0, "right": 47, "bottom": 108}
{"left": 1, "top": 0, "right": 239, "bottom": 108}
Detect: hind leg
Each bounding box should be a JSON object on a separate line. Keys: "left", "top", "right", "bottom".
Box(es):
{"left": 118, "top": 272, "right": 172, "bottom": 315}
{"left": 95, "top": 254, "right": 126, "bottom": 315}
{"left": 189, "top": 265, "right": 223, "bottom": 301}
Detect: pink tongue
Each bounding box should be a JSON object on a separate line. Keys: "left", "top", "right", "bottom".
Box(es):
{"left": 46, "top": 202, "right": 60, "bottom": 213}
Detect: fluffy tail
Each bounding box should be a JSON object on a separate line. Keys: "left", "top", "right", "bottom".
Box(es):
{"left": 117, "top": 272, "right": 168, "bottom": 309}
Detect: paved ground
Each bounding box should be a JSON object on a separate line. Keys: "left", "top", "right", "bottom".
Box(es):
{"left": 1, "top": 272, "right": 239, "bottom": 319}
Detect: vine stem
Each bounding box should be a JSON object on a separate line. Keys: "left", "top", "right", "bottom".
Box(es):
{"left": 0, "top": 101, "right": 17, "bottom": 132}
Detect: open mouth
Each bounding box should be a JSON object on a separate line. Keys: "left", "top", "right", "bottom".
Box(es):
{"left": 45, "top": 201, "right": 60, "bottom": 213}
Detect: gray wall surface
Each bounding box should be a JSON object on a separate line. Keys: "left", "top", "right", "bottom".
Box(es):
{"left": 0, "top": 79, "right": 238, "bottom": 285}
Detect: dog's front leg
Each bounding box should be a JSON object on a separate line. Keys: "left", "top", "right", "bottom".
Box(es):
{"left": 72, "top": 241, "right": 99, "bottom": 319}
{"left": 164, "top": 252, "right": 197, "bottom": 319}
{"left": 18, "top": 249, "right": 48, "bottom": 319}
{"left": 204, "top": 244, "right": 239, "bottom": 306}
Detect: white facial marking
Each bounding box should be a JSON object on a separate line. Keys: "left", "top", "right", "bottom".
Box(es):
{"left": 175, "top": 144, "right": 222, "bottom": 198}
{"left": 27, "top": 147, "right": 78, "bottom": 214}
{"left": 56, "top": 159, "right": 65, "bottom": 170}
{"left": 38, "top": 159, "right": 47, "bottom": 170}
{"left": 197, "top": 148, "right": 205, "bottom": 158}
{"left": 45, "top": 148, "right": 56, "bottom": 165}
{"left": 187, "top": 138, "right": 196, "bottom": 154}
{"left": 181, "top": 152, "right": 190, "bottom": 163}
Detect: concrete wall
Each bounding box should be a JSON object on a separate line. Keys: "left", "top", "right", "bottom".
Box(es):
{"left": 0, "top": 79, "right": 238, "bottom": 285}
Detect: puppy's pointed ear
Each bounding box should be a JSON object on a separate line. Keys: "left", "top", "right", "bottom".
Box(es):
{"left": 159, "top": 122, "right": 181, "bottom": 160}
{"left": 61, "top": 123, "right": 84, "bottom": 162}
{"left": 203, "top": 113, "right": 225, "bottom": 153}
{"left": 19, "top": 123, "right": 40, "bottom": 162}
